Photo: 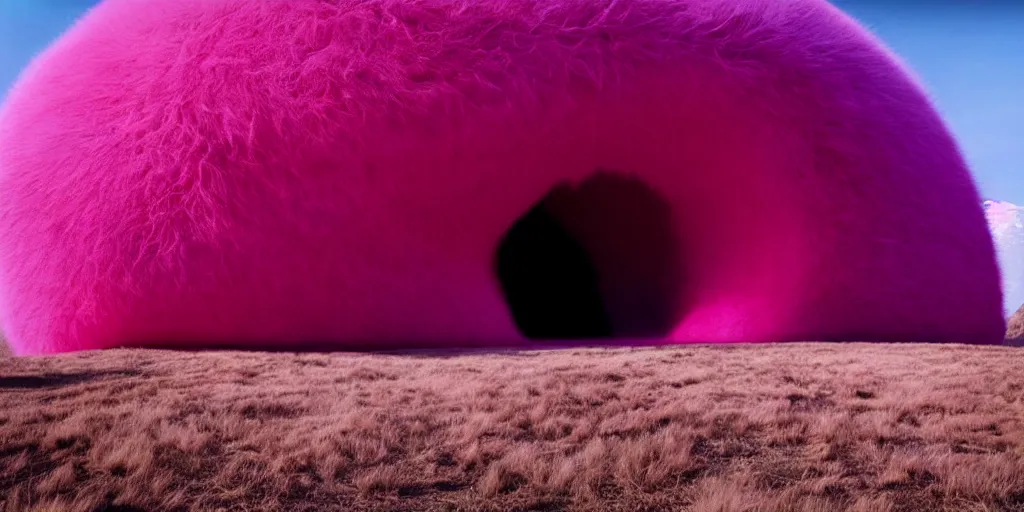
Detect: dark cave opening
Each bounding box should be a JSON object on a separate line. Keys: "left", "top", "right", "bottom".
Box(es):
{"left": 495, "top": 196, "right": 614, "bottom": 340}
{"left": 494, "top": 171, "right": 682, "bottom": 341}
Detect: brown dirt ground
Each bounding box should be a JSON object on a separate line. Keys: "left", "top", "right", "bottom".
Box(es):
{"left": 0, "top": 342, "right": 1023, "bottom": 512}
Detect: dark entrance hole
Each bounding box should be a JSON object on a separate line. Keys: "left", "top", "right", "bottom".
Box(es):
{"left": 495, "top": 171, "right": 682, "bottom": 341}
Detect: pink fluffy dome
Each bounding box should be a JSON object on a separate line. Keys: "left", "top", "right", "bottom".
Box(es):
{"left": 0, "top": 0, "right": 1005, "bottom": 355}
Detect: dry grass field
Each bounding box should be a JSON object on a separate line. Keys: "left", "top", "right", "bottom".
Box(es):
{"left": 0, "top": 341, "right": 1023, "bottom": 512}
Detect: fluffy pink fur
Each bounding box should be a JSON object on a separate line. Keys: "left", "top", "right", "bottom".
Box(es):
{"left": 0, "top": 0, "right": 1005, "bottom": 355}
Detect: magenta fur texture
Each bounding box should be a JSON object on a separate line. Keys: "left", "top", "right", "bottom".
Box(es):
{"left": 0, "top": 0, "right": 1005, "bottom": 355}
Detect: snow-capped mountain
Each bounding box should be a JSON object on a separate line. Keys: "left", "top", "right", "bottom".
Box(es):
{"left": 984, "top": 200, "right": 1024, "bottom": 318}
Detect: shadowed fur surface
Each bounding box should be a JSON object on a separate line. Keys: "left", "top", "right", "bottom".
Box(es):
{"left": 0, "top": 0, "right": 1005, "bottom": 355}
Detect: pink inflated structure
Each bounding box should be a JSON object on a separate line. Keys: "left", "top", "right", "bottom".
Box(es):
{"left": 0, "top": 0, "right": 1006, "bottom": 355}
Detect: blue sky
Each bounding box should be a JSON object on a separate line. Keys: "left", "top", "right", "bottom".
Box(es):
{"left": 1, "top": 1, "right": 1021, "bottom": 204}
{"left": 833, "top": 1, "right": 1024, "bottom": 204}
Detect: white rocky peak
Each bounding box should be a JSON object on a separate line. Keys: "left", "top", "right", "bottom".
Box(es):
{"left": 984, "top": 200, "right": 1024, "bottom": 317}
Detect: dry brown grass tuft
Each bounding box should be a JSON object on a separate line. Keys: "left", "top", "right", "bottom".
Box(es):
{"left": 0, "top": 342, "right": 1023, "bottom": 511}
{"left": 1008, "top": 305, "right": 1024, "bottom": 342}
